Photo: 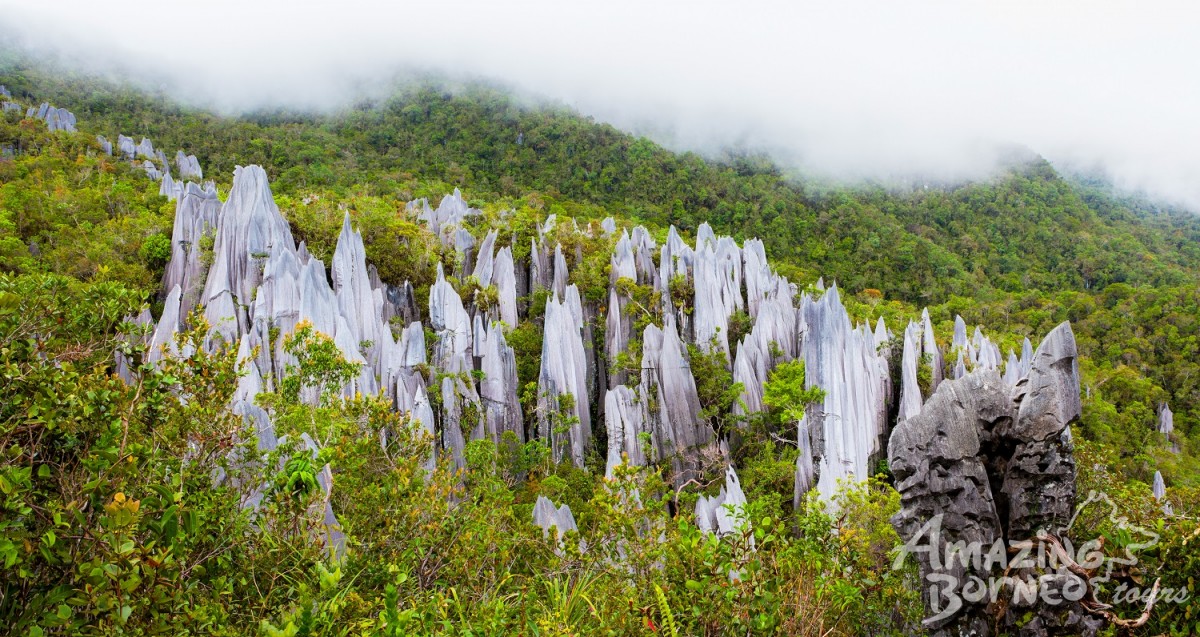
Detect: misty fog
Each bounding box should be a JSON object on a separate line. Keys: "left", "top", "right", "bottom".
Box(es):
{"left": 1, "top": 0, "right": 1197, "bottom": 210}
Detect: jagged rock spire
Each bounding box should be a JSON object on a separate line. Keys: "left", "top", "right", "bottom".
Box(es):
{"left": 1159, "top": 402, "right": 1174, "bottom": 436}
{"left": 603, "top": 385, "right": 647, "bottom": 477}
{"left": 175, "top": 151, "right": 203, "bottom": 180}
{"left": 533, "top": 495, "right": 578, "bottom": 541}
{"left": 799, "top": 285, "right": 890, "bottom": 504}
{"left": 26, "top": 103, "right": 76, "bottom": 132}
{"left": 538, "top": 287, "right": 591, "bottom": 467}
{"left": 162, "top": 181, "right": 222, "bottom": 320}
{"left": 889, "top": 321, "right": 1097, "bottom": 634}
{"left": 479, "top": 321, "right": 523, "bottom": 444}
{"left": 695, "top": 465, "right": 751, "bottom": 538}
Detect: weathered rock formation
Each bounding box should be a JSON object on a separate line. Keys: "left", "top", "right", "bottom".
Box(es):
{"left": 176, "top": 150, "right": 203, "bottom": 180}
{"left": 800, "top": 286, "right": 891, "bottom": 503}
{"left": 1159, "top": 402, "right": 1174, "bottom": 436}
{"left": 695, "top": 466, "right": 751, "bottom": 538}
{"left": 26, "top": 103, "right": 77, "bottom": 132}
{"left": 537, "top": 288, "right": 591, "bottom": 467}
{"left": 889, "top": 322, "right": 1101, "bottom": 636}
{"left": 118, "top": 151, "right": 1118, "bottom": 576}
{"left": 533, "top": 495, "right": 579, "bottom": 547}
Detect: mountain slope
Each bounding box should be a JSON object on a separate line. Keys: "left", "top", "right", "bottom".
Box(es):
{"left": 2, "top": 59, "right": 1200, "bottom": 635}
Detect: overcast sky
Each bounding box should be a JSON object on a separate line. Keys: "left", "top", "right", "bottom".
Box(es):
{"left": 2, "top": 0, "right": 1198, "bottom": 209}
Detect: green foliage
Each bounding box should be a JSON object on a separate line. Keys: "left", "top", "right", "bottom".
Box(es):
{"left": 688, "top": 339, "right": 744, "bottom": 433}
{"left": 762, "top": 360, "right": 825, "bottom": 424}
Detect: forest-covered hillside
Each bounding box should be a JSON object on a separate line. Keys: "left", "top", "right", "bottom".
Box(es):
{"left": 1, "top": 57, "right": 1198, "bottom": 636}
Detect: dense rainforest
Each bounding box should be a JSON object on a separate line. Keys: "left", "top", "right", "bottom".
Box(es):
{"left": 1, "top": 56, "right": 1198, "bottom": 635}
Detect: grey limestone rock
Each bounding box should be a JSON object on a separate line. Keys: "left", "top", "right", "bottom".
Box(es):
{"left": 429, "top": 264, "right": 473, "bottom": 374}
{"left": 136, "top": 137, "right": 156, "bottom": 160}
{"left": 630, "top": 226, "right": 659, "bottom": 286}
{"left": 492, "top": 246, "right": 518, "bottom": 328}
{"left": 530, "top": 237, "right": 551, "bottom": 292}
{"left": 604, "top": 385, "right": 647, "bottom": 477}
{"left": 478, "top": 320, "right": 524, "bottom": 444}
{"left": 537, "top": 288, "right": 591, "bottom": 467}
{"left": 395, "top": 370, "right": 437, "bottom": 472}
{"left": 533, "top": 495, "right": 578, "bottom": 541}
{"left": 889, "top": 369, "right": 1011, "bottom": 634}
{"left": 695, "top": 465, "right": 751, "bottom": 538}
{"left": 472, "top": 229, "right": 498, "bottom": 286}
{"left": 1159, "top": 402, "right": 1174, "bottom": 436}
{"left": 921, "top": 308, "right": 945, "bottom": 392}
{"left": 27, "top": 103, "right": 76, "bottom": 132}
{"left": 799, "top": 286, "right": 889, "bottom": 504}
{"left": 692, "top": 228, "right": 743, "bottom": 361}
{"left": 1003, "top": 321, "right": 1080, "bottom": 540}
{"left": 117, "top": 135, "right": 136, "bottom": 159}
{"left": 96, "top": 135, "right": 113, "bottom": 156}
{"left": 640, "top": 316, "right": 710, "bottom": 485}
{"left": 898, "top": 320, "right": 924, "bottom": 422}
{"left": 889, "top": 322, "right": 1099, "bottom": 636}
{"left": 1153, "top": 470, "right": 1173, "bottom": 515}
{"left": 659, "top": 226, "right": 695, "bottom": 336}
{"left": 202, "top": 166, "right": 296, "bottom": 344}
{"left": 162, "top": 181, "right": 222, "bottom": 320}
{"left": 142, "top": 160, "right": 162, "bottom": 181}
{"left": 147, "top": 285, "right": 184, "bottom": 364}
{"left": 158, "top": 172, "right": 182, "bottom": 200}
{"left": 440, "top": 374, "right": 481, "bottom": 474}
{"left": 551, "top": 244, "right": 569, "bottom": 297}
{"left": 793, "top": 417, "right": 815, "bottom": 500}
{"left": 175, "top": 151, "right": 203, "bottom": 180}
{"left": 331, "top": 212, "right": 387, "bottom": 388}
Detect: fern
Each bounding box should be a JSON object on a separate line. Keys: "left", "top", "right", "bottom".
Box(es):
{"left": 653, "top": 583, "right": 679, "bottom": 637}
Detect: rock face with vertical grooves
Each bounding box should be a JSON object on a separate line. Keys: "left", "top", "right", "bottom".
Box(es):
{"left": 889, "top": 321, "right": 1099, "bottom": 636}
{"left": 162, "top": 181, "right": 222, "bottom": 320}
{"left": 492, "top": 246, "right": 518, "bottom": 327}
{"left": 799, "top": 286, "right": 889, "bottom": 504}
{"left": 692, "top": 223, "right": 742, "bottom": 361}
{"left": 131, "top": 157, "right": 1114, "bottom": 583}
{"left": 889, "top": 369, "right": 1009, "bottom": 635}
{"left": 533, "top": 496, "right": 578, "bottom": 541}
{"left": 695, "top": 466, "right": 751, "bottom": 537}
{"left": 135, "top": 137, "right": 156, "bottom": 160}
{"left": 1004, "top": 321, "right": 1080, "bottom": 539}
{"left": 429, "top": 263, "right": 473, "bottom": 374}
{"left": 604, "top": 385, "right": 647, "bottom": 477}
{"left": 538, "top": 288, "right": 591, "bottom": 467}
{"left": 733, "top": 277, "right": 797, "bottom": 418}
{"left": 640, "top": 316, "right": 710, "bottom": 485}
{"left": 175, "top": 151, "right": 203, "bottom": 180}
{"left": 116, "top": 135, "right": 136, "bottom": 159}
{"left": 202, "top": 166, "right": 296, "bottom": 345}
{"left": 27, "top": 103, "right": 77, "bottom": 132}
{"left": 478, "top": 321, "right": 523, "bottom": 444}
{"left": 1159, "top": 402, "right": 1174, "bottom": 436}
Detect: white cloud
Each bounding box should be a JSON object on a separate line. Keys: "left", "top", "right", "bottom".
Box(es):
{"left": 2, "top": 0, "right": 1198, "bottom": 208}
